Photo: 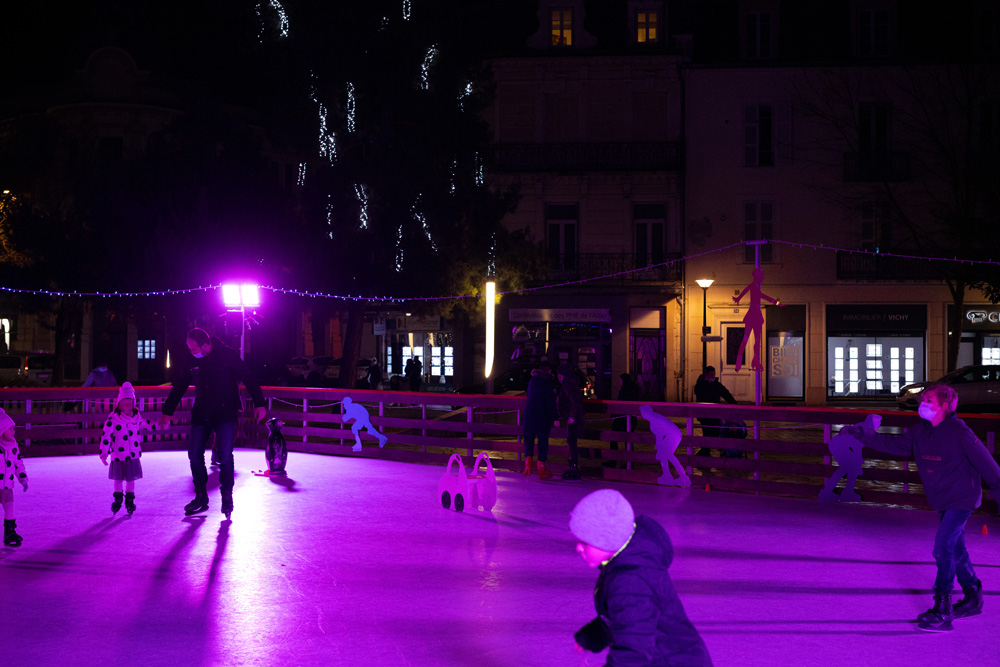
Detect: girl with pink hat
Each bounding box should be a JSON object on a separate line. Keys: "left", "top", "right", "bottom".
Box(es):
{"left": 100, "top": 382, "right": 160, "bottom": 515}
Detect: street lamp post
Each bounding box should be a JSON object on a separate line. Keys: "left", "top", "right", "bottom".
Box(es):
{"left": 695, "top": 279, "right": 714, "bottom": 373}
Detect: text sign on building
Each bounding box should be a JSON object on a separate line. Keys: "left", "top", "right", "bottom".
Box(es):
{"left": 767, "top": 334, "right": 804, "bottom": 399}
{"left": 964, "top": 307, "right": 1000, "bottom": 330}
{"left": 508, "top": 308, "right": 612, "bottom": 323}
{"left": 826, "top": 305, "right": 927, "bottom": 332}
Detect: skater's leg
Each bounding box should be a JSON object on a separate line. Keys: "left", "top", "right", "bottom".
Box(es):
{"left": 188, "top": 424, "right": 212, "bottom": 495}
{"left": 351, "top": 423, "right": 363, "bottom": 450}
{"left": 215, "top": 421, "right": 236, "bottom": 493}
{"left": 125, "top": 480, "right": 135, "bottom": 493}
{"left": 2, "top": 498, "right": 13, "bottom": 520}
{"left": 932, "top": 510, "right": 972, "bottom": 593}
{"left": 952, "top": 523, "right": 977, "bottom": 589}
{"left": 114, "top": 479, "right": 124, "bottom": 493}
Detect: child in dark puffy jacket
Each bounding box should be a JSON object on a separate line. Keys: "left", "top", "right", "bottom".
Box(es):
{"left": 848, "top": 384, "right": 1000, "bottom": 632}
{"left": 100, "top": 382, "right": 159, "bottom": 516}
{"left": 570, "top": 489, "right": 712, "bottom": 666}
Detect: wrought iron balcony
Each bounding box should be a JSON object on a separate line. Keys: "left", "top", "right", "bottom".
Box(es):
{"left": 836, "top": 251, "right": 932, "bottom": 281}
{"left": 843, "top": 151, "right": 912, "bottom": 182}
{"left": 491, "top": 142, "right": 681, "bottom": 172}
{"left": 543, "top": 252, "right": 683, "bottom": 284}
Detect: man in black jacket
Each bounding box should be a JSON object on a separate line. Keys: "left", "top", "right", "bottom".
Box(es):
{"left": 160, "top": 328, "right": 267, "bottom": 517}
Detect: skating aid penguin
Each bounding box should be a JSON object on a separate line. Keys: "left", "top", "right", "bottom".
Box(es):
{"left": 266, "top": 418, "right": 288, "bottom": 475}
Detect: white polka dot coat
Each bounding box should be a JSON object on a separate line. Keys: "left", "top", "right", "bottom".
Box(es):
{"left": 0, "top": 437, "right": 27, "bottom": 491}
{"left": 100, "top": 411, "right": 160, "bottom": 462}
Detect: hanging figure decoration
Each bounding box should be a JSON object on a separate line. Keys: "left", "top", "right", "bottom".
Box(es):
{"left": 819, "top": 414, "right": 880, "bottom": 502}
{"left": 341, "top": 396, "right": 388, "bottom": 452}
{"left": 732, "top": 267, "right": 781, "bottom": 373}
{"left": 640, "top": 405, "right": 692, "bottom": 487}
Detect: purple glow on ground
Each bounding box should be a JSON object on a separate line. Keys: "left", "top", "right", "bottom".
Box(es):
{"left": 3, "top": 451, "right": 997, "bottom": 666}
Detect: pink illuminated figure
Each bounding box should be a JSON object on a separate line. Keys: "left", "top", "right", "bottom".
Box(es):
{"left": 342, "top": 397, "right": 388, "bottom": 452}
{"left": 640, "top": 405, "right": 691, "bottom": 487}
{"left": 732, "top": 267, "right": 781, "bottom": 372}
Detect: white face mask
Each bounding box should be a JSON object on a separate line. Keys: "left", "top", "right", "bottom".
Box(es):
{"left": 918, "top": 402, "right": 938, "bottom": 422}
{"left": 191, "top": 351, "right": 205, "bottom": 359}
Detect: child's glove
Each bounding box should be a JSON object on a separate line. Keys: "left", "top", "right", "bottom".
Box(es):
{"left": 20, "top": 479, "right": 28, "bottom": 492}
{"left": 101, "top": 455, "right": 108, "bottom": 466}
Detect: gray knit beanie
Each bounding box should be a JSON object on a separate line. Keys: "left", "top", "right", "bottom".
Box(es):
{"left": 117, "top": 382, "right": 136, "bottom": 405}
{"left": 569, "top": 489, "right": 635, "bottom": 552}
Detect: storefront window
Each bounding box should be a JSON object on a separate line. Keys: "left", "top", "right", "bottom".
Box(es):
{"left": 828, "top": 336, "right": 922, "bottom": 397}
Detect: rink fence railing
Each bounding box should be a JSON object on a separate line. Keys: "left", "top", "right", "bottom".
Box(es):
{"left": 3, "top": 386, "right": 998, "bottom": 513}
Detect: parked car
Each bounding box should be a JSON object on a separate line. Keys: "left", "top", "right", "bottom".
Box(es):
{"left": 896, "top": 365, "right": 1000, "bottom": 412}
{"left": 286, "top": 356, "right": 371, "bottom": 387}
{"left": 24, "top": 353, "right": 55, "bottom": 385}
{"left": 0, "top": 354, "right": 24, "bottom": 385}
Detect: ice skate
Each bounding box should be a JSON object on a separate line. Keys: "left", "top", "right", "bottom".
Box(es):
{"left": 3, "top": 518, "right": 22, "bottom": 546}
{"left": 111, "top": 491, "right": 124, "bottom": 514}
{"left": 917, "top": 591, "right": 954, "bottom": 632}
{"left": 184, "top": 494, "right": 209, "bottom": 516}
{"left": 537, "top": 460, "right": 553, "bottom": 480}
{"left": 221, "top": 494, "right": 233, "bottom": 520}
{"left": 124, "top": 492, "right": 136, "bottom": 516}
{"left": 561, "top": 464, "right": 581, "bottom": 480}
{"left": 953, "top": 580, "right": 984, "bottom": 620}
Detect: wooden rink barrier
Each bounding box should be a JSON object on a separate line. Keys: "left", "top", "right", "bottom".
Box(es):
{"left": 4, "top": 385, "right": 998, "bottom": 513}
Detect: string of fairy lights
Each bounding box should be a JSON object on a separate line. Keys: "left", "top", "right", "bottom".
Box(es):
{"left": 1, "top": 239, "right": 996, "bottom": 304}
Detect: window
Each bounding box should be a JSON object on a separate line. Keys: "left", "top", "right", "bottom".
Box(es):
{"left": 634, "top": 203, "right": 665, "bottom": 268}
{"left": 551, "top": 7, "right": 573, "bottom": 46}
{"left": 743, "top": 201, "right": 775, "bottom": 263}
{"left": 637, "top": 11, "right": 659, "bottom": 44}
{"left": 858, "top": 101, "right": 892, "bottom": 168}
{"left": 829, "top": 338, "right": 920, "bottom": 396}
{"left": 978, "top": 3, "right": 999, "bottom": 57}
{"left": 138, "top": 339, "right": 156, "bottom": 360}
{"left": 745, "top": 11, "right": 773, "bottom": 58}
{"left": 744, "top": 104, "right": 774, "bottom": 166}
{"left": 857, "top": 8, "right": 891, "bottom": 57}
{"left": 546, "top": 204, "right": 578, "bottom": 271}
{"left": 860, "top": 201, "right": 891, "bottom": 251}
{"left": 431, "top": 346, "right": 454, "bottom": 377}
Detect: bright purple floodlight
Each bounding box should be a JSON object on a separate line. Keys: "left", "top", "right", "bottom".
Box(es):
{"left": 222, "top": 284, "right": 242, "bottom": 308}
{"left": 240, "top": 284, "right": 260, "bottom": 308}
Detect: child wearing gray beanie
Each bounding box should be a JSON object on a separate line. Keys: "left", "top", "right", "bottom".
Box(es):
{"left": 569, "top": 489, "right": 713, "bottom": 666}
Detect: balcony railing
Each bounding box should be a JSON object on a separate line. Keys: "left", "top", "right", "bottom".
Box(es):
{"left": 843, "top": 151, "right": 912, "bottom": 182}
{"left": 836, "top": 251, "right": 934, "bottom": 281}
{"left": 545, "top": 252, "right": 683, "bottom": 283}
{"left": 491, "top": 142, "right": 681, "bottom": 172}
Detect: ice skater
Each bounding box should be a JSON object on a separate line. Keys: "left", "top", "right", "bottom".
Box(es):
{"left": 161, "top": 328, "right": 267, "bottom": 519}
{"left": 819, "top": 414, "right": 879, "bottom": 502}
{"left": 569, "top": 489, "right": 713, "bottom": 665}
{"left": 846, "top": 385, "right": 1000, "bottom": 632}
{"left": 731, "top": 267, "right": 781, "bottom": 372}
{"left": 640, "top": 405, "right": 691, "bottom": 487}
{"left": 342, "top": 396, "right": 387, "bottom": 452}
{"left": 100, "top": 382, "right": 159, "bottom": 516}
{"left": 0, "top": 408, "right": 28, "bottom": 546}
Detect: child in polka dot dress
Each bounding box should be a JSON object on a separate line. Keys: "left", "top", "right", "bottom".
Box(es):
{"left": 1, "top": 407, "right": 29, "bottom": 546}
{"left": 101, "top": 382, "right": 159, "bottom": 515}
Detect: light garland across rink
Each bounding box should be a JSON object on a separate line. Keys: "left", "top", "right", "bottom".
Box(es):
{"left": 5, "top": 239, "right": 999, "bottom": 304}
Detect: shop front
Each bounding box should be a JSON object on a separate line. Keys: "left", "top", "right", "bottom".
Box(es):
{"left": 826, "top": 304, "right": 927, "bottom": 400}
{"left": 952, "top": 304, "right": 1000, "bottom": 367}
{"left": 507, "top": 308, "right": 612, "bottom": 398}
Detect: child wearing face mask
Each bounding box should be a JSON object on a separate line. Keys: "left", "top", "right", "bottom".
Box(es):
{"left": 100, "top": 382, "right": 159, "bottom": 516}
{"left": 847, "top": 384, "right": 1000, "bottom": 632}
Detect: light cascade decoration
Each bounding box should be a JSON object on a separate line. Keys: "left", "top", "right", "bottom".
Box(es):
{"left": 354, "top": 183, "right": 369, "bottom": 229}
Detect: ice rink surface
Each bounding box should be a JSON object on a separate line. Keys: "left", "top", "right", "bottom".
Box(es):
{"left": 2, "top": 450, "right": 998, "bottom": 667}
